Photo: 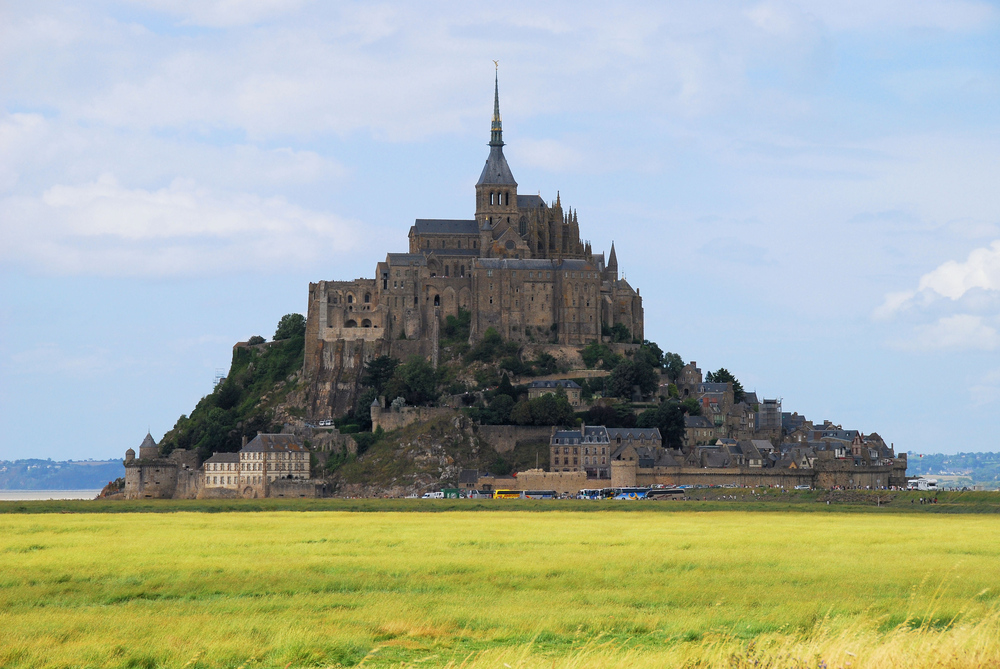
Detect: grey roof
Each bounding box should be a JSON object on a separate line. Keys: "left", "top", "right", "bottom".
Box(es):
{"left": 476, "top": 146, "right": 517, "bottom": 186}
{"left": 698, "top": 383, "right": 731, "bottom": 394}
{"left": 459, "top": 469, "right": 479, "bottom": 484}
{"left": 552, "top": 425, "right": 610, "bottom": 444}
{"left": 529, "top": 379, "right": 581, "bottom": 390}
{"left": 684, "top": 415, "right": 713, "bottom": 429}
{"left": 517, "top": 194, "right": 545, "bottom": 208}
{"left": 743, "top": 392, "right": 760, "bottom": 405}
{"left": 386, "top": 253, "right": 428, "bottom": 266}
{"left": 205, "top": 452, "right": 240, "bottom": 463}
{"left": 139, "top": 432, "right": 157, "bottom": 450}
{"left": 411, "top": 219, "right": 479, "bottom": 235}
{"left": 241, "top": 434, "right": 308, "bottom": 453}
{"left": 607, "top": 427, "right": 661, "bottom": 442}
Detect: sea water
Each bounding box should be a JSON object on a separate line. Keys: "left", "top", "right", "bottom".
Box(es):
{"left": 0, "top": 490, "right": 101, "bottom": 501}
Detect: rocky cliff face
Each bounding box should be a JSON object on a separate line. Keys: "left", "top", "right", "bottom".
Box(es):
{"left": 331, "top": 414, "right": 500, "bottom": 497}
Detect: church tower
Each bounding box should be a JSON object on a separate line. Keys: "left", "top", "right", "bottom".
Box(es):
{"left": 475, "top": 70, "right": 518, "bottom": 253}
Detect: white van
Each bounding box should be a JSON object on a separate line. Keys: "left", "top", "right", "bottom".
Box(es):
{"left": 421, "top": 491, "right": 444, "bottom": 499}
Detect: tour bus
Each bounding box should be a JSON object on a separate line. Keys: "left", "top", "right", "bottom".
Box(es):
{"left": 645, "top": 487, "right": 685, "bottom": 500}
{"left": 611, "top": 487, "right": 650, "bottom": 500}
{"left": 577, "top": 488, "right": 610, "bottom": 500}
{"left": 521, "top": 490, "right": 557, "bottom": 499}
{"left": 493, "top": 490, "right": 557, "bottom": 499}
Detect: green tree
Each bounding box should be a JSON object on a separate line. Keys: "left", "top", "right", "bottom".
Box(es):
{"left": 385, "top": 356, "right": 439, "bottom": 405}
{"left": 510, "top": 398, "right": 533, "bottom": 425}
{"left": 580, "top": 342, "right": 622, "bottom": 370}
{"left": 681, "top": 397, "right": 702, "bottom": 416}
{"left": 663, "top": 352, "right": 685, "bottom": 381}
{"left": 247, "top": 335, "right": 265, "bottom": 346}
{"left": 362, "top": 355, "right": 400, "bottom": 395}
{"left": 706, "top": 367, "right": 745, "bottom": 403}
{"left": 486, "top": 393, "right": 514, "bottom": 424}
{"left": 637, "top": 340, "right": 664, "bottom": 370}
{"left": 606, "top": 359, "right": 659, "bottom": 399}
{"left": 636, "top": 400, "right": 686, "bottom": 449}
{"left": 274, "top": 313, "right": 306, "bottom": 341}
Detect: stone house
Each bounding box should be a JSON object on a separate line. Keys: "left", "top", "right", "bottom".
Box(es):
{"left": 204, "top": 453, "right": 240, "bottom": 491}
{"left": 237, "top": 434, "right": 311, "bottom": 497}
{"left": 528, "top": 379, "right": 582, "bottom": 406}
{"left": 684, "top": 415, "right": 716, "bottom": 447}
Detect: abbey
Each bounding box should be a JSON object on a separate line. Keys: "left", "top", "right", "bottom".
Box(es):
{"left": 305, "top": 75, "right": 642, "bottom": 397}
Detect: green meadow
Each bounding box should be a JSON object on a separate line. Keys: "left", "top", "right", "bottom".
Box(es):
{"left": 1, "top": 509, "right": 999, "bottom": 668}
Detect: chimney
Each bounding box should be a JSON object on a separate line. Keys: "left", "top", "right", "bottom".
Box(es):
{"left": 241, "top": 435, "right": 247, "bottom": 448}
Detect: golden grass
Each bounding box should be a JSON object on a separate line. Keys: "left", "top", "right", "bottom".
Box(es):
{"left": 0, "top": 510, "right": 998, "bottom": 668}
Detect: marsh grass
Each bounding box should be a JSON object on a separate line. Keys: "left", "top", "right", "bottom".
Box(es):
{"left": 0, "top": 511, "right": 998, "bottom": 668}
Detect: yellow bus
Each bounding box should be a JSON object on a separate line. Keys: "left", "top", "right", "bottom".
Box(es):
{"left": 493, "top": 490, "right": 522, "bottom": 499}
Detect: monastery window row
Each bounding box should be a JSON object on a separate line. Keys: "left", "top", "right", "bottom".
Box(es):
{"left": 489, "top": 191, "right": 511, "bottom": 206}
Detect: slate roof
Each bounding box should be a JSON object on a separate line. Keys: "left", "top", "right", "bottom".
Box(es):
{"left": 529, "top": 379, "right": 581, "bottom": 390}
{"left": 241, "top": 434, "right": 308, "bottom": 453}
{"left": 386, "top": 253, "right": 428, "bottom": 266}
{"left": 204, "top": 452, "right": 240, "bottom": 463}
{"left": 410, "top": 219, "right": 479, "bottom": 235}
{"left": 476, "top": 146, "right": 517, "bottom": 186}
{"left": 139, "top": 432, "right": 157, "bottom": 450}
{"left": 552, "top": 425, "right": 612, "bottom": 444}
{"left": 606, "top": 427, "right": 661, "bottom": 442}
{"left": 684, "top": 415, "right": 713, "bottom": 429}
{"left": 698, "top": 382, "right": 731, "bottom": 394}
{"left": 517, "top": 194, "right": 545, "bottom": 208}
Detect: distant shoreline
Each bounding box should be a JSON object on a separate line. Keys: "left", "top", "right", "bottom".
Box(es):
{"left": 0, "top": 490, "right": 101, "bottom": 501}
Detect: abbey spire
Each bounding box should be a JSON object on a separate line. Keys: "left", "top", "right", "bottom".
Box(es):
{"left": 490, "top": 70, "right": 503, "bottom": 147}
{"left": 476, "top": 68, "right": 516, "bottom": 188}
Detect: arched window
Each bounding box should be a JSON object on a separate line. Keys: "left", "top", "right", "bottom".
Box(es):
{"left": 444, "top": 265, "right": 449, "bottom": 277}
{"left": 346, "top": 294, "right": 353, "bottom": 303}
{"left": 433, "top": 295, "right": 440, "bottom": 306}
{"left": 345, "top": 319, "right": 357, "bottom": 328}
{"left": 490, "top": 192, "right": 495, "bottom": 205}
{"left": 364, "top": 293, "right": 371, "bottom": 303}
{"left": 519, "top": 217, "right": 527, "bottom": 236}
{"left": 361, "top": 319, "right": 372, "bottom": 327}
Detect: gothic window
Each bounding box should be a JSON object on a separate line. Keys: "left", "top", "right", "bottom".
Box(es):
{"left": 434, "top": 295, "right": 440, "bottom": 306}
{"left": 460, "top": 265, "right": 465, "bottom": 277}
{"left": 364, "top": 293, "right": 371, "bottom": 303}
{"left": 444, "top": 265, "right": 449, "bottom": 277}
{"left": 505, "top": 240, "right": 515, "bottom": 250}
{"left": 347, "top": 294, "right": 353, "bottom": 303}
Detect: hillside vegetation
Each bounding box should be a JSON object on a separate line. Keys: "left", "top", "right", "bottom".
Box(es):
{"left": 158, "top": 315, "right": 307, "bottom": 461}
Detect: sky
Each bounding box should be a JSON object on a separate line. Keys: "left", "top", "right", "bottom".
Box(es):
{"left": 2, "top": 0, "right": 1000, "bottom": 460}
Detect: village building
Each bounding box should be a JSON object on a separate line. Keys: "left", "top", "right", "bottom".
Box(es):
{"left": 527, "top": 379, "right": 582, "bottom": 406}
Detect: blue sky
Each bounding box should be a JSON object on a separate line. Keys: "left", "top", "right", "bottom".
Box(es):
{"left": 2, "top": 0, "right": 1000, "bottom": 460}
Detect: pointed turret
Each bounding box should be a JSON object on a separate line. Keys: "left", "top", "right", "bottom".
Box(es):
{"left": 607, "top": 242, "right": 618, "bottom": 278}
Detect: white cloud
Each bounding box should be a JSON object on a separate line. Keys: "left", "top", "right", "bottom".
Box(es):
{"left": 0, "top": 174, "right": 359, "bottom": 276}
{"left": 918, "top": 240, "right": 1000, "bottom": 300}
{"left": 898, "top": 314, "right": 1000, "bottom": 351}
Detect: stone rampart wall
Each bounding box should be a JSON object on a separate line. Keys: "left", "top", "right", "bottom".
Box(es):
{"left": 371, "top": 406, "right": 457, "bottom": 432}
{"left": 477, "top": 425, "right": 553, "bottom": 454}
